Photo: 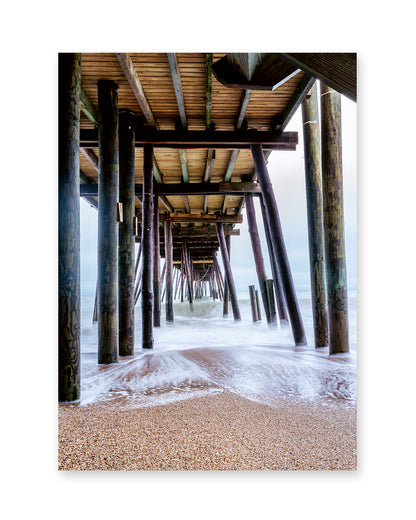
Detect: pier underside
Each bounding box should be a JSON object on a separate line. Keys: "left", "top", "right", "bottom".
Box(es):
{"left": 59, "top": 52, "right": 355, "bottom": 401}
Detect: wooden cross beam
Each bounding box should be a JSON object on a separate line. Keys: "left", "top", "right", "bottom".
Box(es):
{"left": 167, "top": 53, "right": 187, "bottom": 128}
{"left": 80, "top": 147, "right": 98, "bottom": 171}
{"left": 174, "top": 259, "right": 213, "bottom": 265}
{"left": 80, "top": 171, "right": 98, "bottom": 209}
{"left": 80, "top": 129, "right": 298, "bottom": 149}
{"left": 246, "top": 74, "right": 315, "bottom": 181}
{"left": 167, "top": 53, "right": 191, "bottom": 215}
{"left": 155, "top": 213, "right": 242, "bottom": 224}
{"left": 206, "top": 53, "right": 213, "bottom": 130}
{"left": 80, "top": 181, "right": 261, "bottom": 197}
{"left": 116, "top": 53, "right": 159, "bottom": 128}
{"left": 80, "top": 87, "right": 98, "bottom": 126}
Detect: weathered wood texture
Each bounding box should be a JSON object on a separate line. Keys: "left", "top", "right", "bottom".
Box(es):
{"left": 302, "top": 83, "right": 329, "bottom": 348}
{"left": 115, "top": 53, "right": 159, "bottom": 128}
{"left": 249, "top": 285, "right": 259, "bottom": 322}
{"left": 223, "top": 234, "right": 230, "bottom": 317}
{"left": 118, "top": 110, "right": 136, "bottom": 356}
{"left": 182, "top": 243, "right": 193, "bottom": 305}
{"left": 97, "top": 80, "right": 119, "bottom": 364}
{"left": 164, "top": 220, "right": 174, "bottom": 322}
{"left": 251, "top": 145, "right": 306, "bottom": 345}
{"left": 153, "top": 197, "right": 161, "bottom": 327}
{"left": 245, "top": 194, "right": 272, "bottom": 324}
{"left": 212, "top": 53, "right": 300, "bottom": 91}
{"left": 278, "top": 53, "right": 357, "bottom": 102}
{"left": 320, "top": 83, "right": 349, "bottom": 354}
{"left": 255, "top": 289, "right": 262, "bottom": 321}
{"left": 266, "top": 279, "right": 276, "bottom": 325}
{"left": 141, "top": 144, "right": 154, "bottom": 348}
{"left": 216, "top": 222, "right": 241, "bottom": 321}
{"left": 81, "top": 181, "right": 261, "bottom": 197}
{"left": 80, "top": 128, "right": 298, "bottom": 150}
{"left": 206, "top": 53, "right": 213, "bottom": 130}
{"left": 59, "top": 53, "right": 81, "bottom": 402}
{"left": 80, "top": 87, "right": 98, "bottom": 126}
{"left": 258, "top": 194, "right": 288, "bottom": 322}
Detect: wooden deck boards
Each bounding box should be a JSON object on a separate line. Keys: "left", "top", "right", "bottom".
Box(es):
{"left": 78, "top": 52, "right": 304, "bottom": 261}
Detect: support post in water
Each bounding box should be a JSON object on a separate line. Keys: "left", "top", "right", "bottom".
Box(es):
{"left": 142, "top": 143, "right": 154, "bottom": 349}
{"left": 164, "top": 219, "right": 174, "bottom": 322}
{"left": 118, "top": 109, "right": 136, "bottom": 356}
{"left": 255, "top": 289, "right": 262, "bottom": 321}
{"left": 97, "top": 79, "right": 119, "bottom": 364}
{"left": 216, "top": 222, "right": 241, "bottom": 321}
{"left": 302, "top": 83, "right": 329, "bottom": 348}
{"left": 249, "top": 285, "right": 259, "bottom": 322}
{"left": 59, "top": 53, "right": 81, "bottom": 401}
{"left": 182, "top": 243, "right": 193, "bottom": 305}
{"left": 259, "top": 194, "right": 288, "bottom": 323}
{"left": 153, "top": 195, "right": 161, "bottom": 327}
{"left": 223, "top": 234, "right": 231, "bottom": 317}
{"left": 245, "top": 193, "right": 273, "bottom": 325}
{"left": 266, "top": 279, "right": 276, "bottom": 325}
{"left": 251, "top": 145, "right": 307, "bottom": 345}
{"left": 320, "top": 83, "right": 349, "bottom": 354}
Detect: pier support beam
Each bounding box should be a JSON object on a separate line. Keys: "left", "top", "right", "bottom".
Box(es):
{"left": 320, "top": 83, "right": 349, "bottom": 354}
{"left": 153, "top": 196, "right": 161, "bottom": 327}
{"left": 251, "top": 144, "right": 307, "bottom": 345}
{"left": 302, "top": 83, "right": 329, "bottom": 348}
{"left": 97, "top": 80, "right": 119, "bottom": 364}
{"left": 142, "top": 143, "right": 154, "bottom": 348}
{"left": 249, "top": 285, "right": 259, "bottom": 322}
{"left": 259, "top": 194, "right": 288, "bottom": 322}
{"left": 216, "top": 222, "right": 241, "bottom": 321}
{"left": 118, "top": 109, "right": 136, "bottom": 356}
{"left": 182, "top": 243, "right": 193, "bottom": 305}
{"left": 245, "top": 194, "right": 273, "bottom": 325}
{"left": 164, "top": 219, "right": 174, "bottom": 322}
{"left": 223, "top": 235, "right": 230, "bottom": 316}
{"left": 59, "top": 53, "right": 81, "bottom": 401}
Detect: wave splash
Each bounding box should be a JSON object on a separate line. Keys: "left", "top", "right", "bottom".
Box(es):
{"left": 79, "top": 295, "right": 356, "bottom": 409}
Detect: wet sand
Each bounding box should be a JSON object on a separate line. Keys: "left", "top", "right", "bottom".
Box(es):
{"left": 58, "top": 392, "right": 356, "bottom": 471}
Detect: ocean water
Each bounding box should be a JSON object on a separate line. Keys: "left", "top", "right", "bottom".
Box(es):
{"left": 79, "top": 290, "right": 356, "bottom": 410}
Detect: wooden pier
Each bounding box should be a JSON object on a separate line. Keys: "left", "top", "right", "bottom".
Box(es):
{"left": 59, "top": 52, "right": 356, "bottom": 401}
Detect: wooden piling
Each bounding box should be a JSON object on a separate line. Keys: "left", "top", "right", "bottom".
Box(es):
{"left": 302, "top": 82, "right": 329, "bottom": 348}
{"left": 118, "top": 109, "right": 136, "bottom": 356}
{"left": 266, "top": 279, "right": 276, "bottom": 325}
{"left": 249, "top": 285, "right": 259, "bottom": 322}
{"left": 245, "top": 194, "right": 273, "bottom": 325}
{"left": 320, "top": 83, "right": 349, "bottom": 354}
{"left": 216, "top": 222, "right": 241, "bottom": 321}
{"left": 97, "top": 79, "right": 119, "bottom": 364}
{"left": 164, "top": 219, "right": 174, "bottom": 322}
{"left": 182, "top": 243, "right": 193, "bottom": 304}
{"left": 255, "top": 289, "right": 262, "bottom": 321}
{"left": 59, "top": 53, "right": 81, "bottom": 401}
{"left": 180, "top": 253, "right": 184, "bottom": 302}
{"left": 259, "top": 195, "right": 288, "bottom": 322}
{"left": 223, "top": 235, "right": 230, "bottom": 316}
{"left": 92, "top": 279, "right": 98, "bottom": 323}
{"left": 141, "top": 143, "right": 154, "bottom": 349}
{"left": 213, "top": 253, "right": 225, "bottom": 301}
{"left": 134, "top": 241, "right": 142, "bottom": 281}
{"left": 251, "top": 144, "right": 307, "bottom": 345}
{"left": 153, "top": 196, "right": 161, "bottom": 327}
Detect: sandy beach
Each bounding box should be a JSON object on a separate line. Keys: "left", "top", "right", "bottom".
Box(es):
{"left": 58, "top": 392, "right": 356, "bottom": 471}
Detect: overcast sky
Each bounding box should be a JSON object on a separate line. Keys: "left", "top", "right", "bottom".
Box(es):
{"left": 80, "top": 90, "right": 356, "bottom": 295}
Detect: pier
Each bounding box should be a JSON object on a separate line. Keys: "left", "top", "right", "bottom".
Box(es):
{"left": 59, "top": 52, "right": 356, "bottom": 401}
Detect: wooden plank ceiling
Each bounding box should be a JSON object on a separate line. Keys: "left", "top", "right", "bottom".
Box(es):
{"left": 79, "top": 52, "right": 307, "bottom": 267}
